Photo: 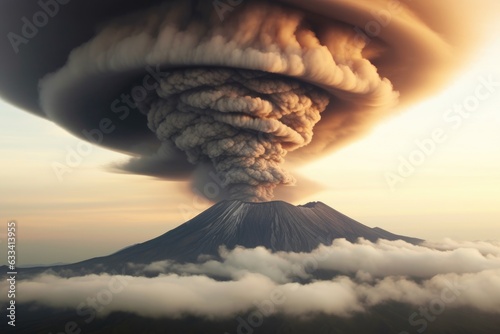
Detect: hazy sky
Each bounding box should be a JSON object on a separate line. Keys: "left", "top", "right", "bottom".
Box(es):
{"left": 1, "top": 22, "right": 499, "bottom": 266}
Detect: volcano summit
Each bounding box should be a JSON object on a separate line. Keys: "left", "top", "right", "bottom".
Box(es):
{"left": 19, "top": 201, "right": 421, "bottom": 277}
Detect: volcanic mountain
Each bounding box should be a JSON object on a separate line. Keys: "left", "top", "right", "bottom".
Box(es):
{"left": 19, "top": 200, "right": 420, "bottom": 277}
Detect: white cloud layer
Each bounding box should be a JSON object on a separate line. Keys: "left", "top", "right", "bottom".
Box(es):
{"left": 4, "top": 239, "right": 500, "bottom": 319}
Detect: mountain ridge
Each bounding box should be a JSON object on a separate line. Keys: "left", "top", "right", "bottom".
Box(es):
{"left": 15, "top": 200, "right": 421, "bottom": 277}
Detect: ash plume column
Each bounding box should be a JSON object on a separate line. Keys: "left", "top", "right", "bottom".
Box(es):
{"left": 37, "top": 0, "right": 441, "bottom": 202}
{"left": 135, "top": 68, "right": 330, "bottom": 202}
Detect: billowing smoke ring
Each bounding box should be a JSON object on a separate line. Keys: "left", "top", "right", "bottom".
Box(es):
{"left": 39, "top": 0, "right": 398, "bottom": 168}
{"left": 133, "top": 66, "right": 330, "bottom": 201}
{"left": 135, "top": 67, "right": 331, "bottom": 147}
{"left": 34, "top": 0, "right": 483, "bottom": 201}
{"left": 0, "top": 0, "right": 485, "bottom": 173}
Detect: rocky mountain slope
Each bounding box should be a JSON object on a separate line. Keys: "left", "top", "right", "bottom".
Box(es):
{"left": 17, "top": 200, "right": 420, "bottom": 277}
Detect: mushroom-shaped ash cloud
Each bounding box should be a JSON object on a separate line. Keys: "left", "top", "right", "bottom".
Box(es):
{"left": 0, "top": 0, "right": 495, "bottom": 201}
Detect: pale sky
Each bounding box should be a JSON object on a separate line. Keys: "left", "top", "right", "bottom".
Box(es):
{"left": 1, "top": 26, "right": 499, "bottom": 266}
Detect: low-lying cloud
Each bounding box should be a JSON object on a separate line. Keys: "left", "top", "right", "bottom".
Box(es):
{"left": 4, "top": 239, "right": 500, "bottom": 320}
{"left": 128, "top": 238, "right": 500, "bottom": 281}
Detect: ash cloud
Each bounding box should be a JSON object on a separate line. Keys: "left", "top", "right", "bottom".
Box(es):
{"left": 135, "top": 68, "right": 330, "bottom": 201}
{"left": 0, "top": 0, "right": 492, "bottom": 201}
{"left": 6, "top": 239, "right": 500, "bottom": 319}
{"left": 40, "top": 0, "right": 398, "bottom": 201}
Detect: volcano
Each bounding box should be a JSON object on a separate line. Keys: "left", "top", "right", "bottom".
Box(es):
{"left": 20, "top": 201, "right": 420, "bottom": 277}
{"left": 114, "top": 200, "right": 421, "bottom": 262}
{"left": 10, "top": 203, "right": 500, "bottom": 334}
